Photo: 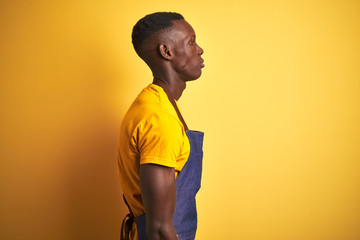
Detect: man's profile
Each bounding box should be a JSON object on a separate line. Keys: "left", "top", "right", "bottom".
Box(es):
{"left": 118, "top": 12, "right": 205, "bottom": 240}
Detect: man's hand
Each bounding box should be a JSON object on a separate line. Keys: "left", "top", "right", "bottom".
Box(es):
{"left": 140, "top": 164, "right": 177, "bottom": 240}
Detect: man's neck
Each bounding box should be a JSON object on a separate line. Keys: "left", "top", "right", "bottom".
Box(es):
{"left": 152, "top": 77, "right": 186, "bottom": 100}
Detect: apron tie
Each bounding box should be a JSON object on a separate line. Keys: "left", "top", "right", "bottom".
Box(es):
{"left": 121, "top": 195, "right": 135, "bottom": 240}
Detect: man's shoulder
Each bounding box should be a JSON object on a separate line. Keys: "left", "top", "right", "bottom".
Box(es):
{"left": 126, "top": 104, "right": 179, "bottom": 130}
{"left": 126, "top": 84, "right": 177, "bottom": 121}
{"left": 121, "top": 85, "right": 181, "bottom": 132}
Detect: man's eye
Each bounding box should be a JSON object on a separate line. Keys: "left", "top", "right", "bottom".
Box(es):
{"left": 189, "top": 41, "right": 194, "bottom": 45}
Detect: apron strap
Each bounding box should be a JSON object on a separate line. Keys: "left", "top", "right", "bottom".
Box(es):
{"left": 121, "top": 195, "right": 135, "bottom": 240}
{"left": 154, "top": 81, "right": 189, "bottom": 131}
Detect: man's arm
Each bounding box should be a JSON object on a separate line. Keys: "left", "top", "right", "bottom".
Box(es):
{"left": 140, "top": 164, "right": 177, "bottom": 240}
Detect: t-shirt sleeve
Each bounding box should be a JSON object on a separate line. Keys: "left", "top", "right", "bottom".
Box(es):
{"left": 135, "top": 113, "right": 185, "bottom": 167}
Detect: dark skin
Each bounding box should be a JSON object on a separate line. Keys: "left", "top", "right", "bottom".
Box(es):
{"left": 138, "top": 19, "right": 204, "bottom": 240}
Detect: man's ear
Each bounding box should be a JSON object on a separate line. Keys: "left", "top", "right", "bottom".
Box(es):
{"left": 159, "top": 43, "right": 172, "bottom": 60}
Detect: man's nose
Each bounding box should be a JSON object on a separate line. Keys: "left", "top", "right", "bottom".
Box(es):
{"left": 198, "top": 44, "right": 204, "bottom": 55}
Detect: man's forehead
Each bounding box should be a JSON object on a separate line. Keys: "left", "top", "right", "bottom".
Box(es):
{"left": 169, "top": 19, "right": 195, "bottom": 37}
{"left": 171, "top": 19, "right": 192, "bottom": 29}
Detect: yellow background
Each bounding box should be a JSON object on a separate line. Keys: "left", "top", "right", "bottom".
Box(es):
{"left": 1, "top": 0, "right": 359, "bottom": 239}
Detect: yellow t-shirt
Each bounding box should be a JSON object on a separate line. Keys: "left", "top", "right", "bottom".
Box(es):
{"left": 117, "top": 84, "right": 190, "bottom": 218}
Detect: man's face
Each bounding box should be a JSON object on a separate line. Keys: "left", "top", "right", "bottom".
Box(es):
{"left": 168, "top": 20, "right": 204, "bottom": 81}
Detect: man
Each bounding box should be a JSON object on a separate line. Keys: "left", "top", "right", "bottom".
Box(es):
{"left": 118, "top": 12, "right": 204, "bottom": 240}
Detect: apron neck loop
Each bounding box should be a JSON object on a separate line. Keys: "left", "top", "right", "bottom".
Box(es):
{"left": 153, "top": 81, "right": 189, "bottom": 131}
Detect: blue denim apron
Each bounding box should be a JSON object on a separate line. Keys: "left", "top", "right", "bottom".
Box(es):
{"left": 136, "top": 130, "right": 204, "bottom": 240}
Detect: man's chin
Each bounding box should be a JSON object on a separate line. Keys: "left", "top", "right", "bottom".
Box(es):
{"left": 187, "top": 71, "right": 202, "bottom": 81}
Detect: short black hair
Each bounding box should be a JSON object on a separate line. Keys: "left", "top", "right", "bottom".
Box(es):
{"left": 132, "top": 12, "right": 184, "bottom": 55}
